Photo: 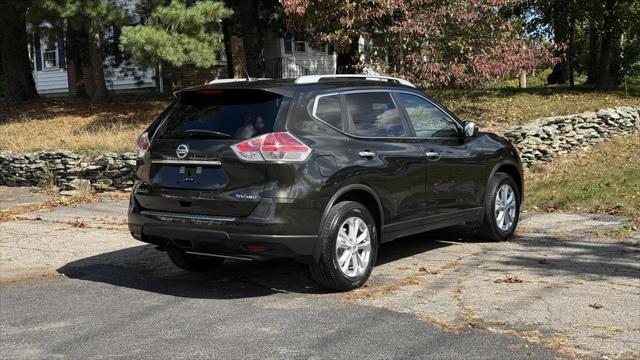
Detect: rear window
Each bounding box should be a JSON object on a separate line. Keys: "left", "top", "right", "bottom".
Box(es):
{"left": 155, "top": 90, "right": 286, "bottom": 140}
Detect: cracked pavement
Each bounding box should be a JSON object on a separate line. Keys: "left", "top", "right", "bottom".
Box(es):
{"left": 1, "top": 186, "right": 639, "bottom": 359}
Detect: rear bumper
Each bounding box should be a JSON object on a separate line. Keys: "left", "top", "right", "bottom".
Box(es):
{"left": 128, "top": 200, "right": 319, "bottom": 261}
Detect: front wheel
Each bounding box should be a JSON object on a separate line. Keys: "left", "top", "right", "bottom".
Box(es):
{"left": 309, "top": 201, "right": 378, "bottom": 291}
{"left": 477, "top": 172, "right": 520, "bottom": 241}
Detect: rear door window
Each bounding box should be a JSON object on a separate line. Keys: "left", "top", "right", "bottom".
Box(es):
{"left": 155, "top": 90, "right": 286, "bottom": 140}
{"left": 345, "top": 92, "right": 407, "bottom": 137}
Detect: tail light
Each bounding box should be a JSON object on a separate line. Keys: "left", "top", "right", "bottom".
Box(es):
{"left": 136, "top": 132, "right": 150, "bottom": 159}
{"left": 231, "top": 132, "right": 311, "bottom": 162}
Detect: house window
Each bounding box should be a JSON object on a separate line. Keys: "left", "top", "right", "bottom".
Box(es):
{"left": 294, "top": 41, "right": 306, "bottom": 53}
{"left": 41, "top": 35, "right": 58, "bottom": 69}
{"left": 284, "top": 34, "right": 293, "bottom": 54}
{"left": 309, "top": 42, "right": 326, "bottom": 54}
{"left": 215, "top": 48, "right": 227, "bottom": 65}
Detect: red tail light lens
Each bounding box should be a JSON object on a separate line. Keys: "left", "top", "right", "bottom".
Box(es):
{"left": 231, "top": 132, "right": 311, "bottom": 162}
{"left": 231, "top": 136, "right": 263, "bottom": 162}
{"left": 136, "top": 132, "right": 150, "bottom": 159}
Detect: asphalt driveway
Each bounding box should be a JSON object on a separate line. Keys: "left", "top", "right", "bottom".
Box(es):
{"left": 1, "top": 187, "right": 638, "bottom": 359}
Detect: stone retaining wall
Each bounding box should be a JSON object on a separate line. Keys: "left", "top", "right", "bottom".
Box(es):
{"left": 1, "top": 106, "right": 638, "bottom": 192}
{"left": 502, "top": 106, "right": 639, "bottom": 167}
{"left": 0, "top": 151, "right": 136, "bottom": 192}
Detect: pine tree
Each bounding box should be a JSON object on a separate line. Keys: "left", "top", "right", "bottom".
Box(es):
{"left": 120, "top": 0, "right": 232, "bottom": 69}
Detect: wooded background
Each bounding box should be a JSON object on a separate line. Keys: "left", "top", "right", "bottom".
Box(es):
{"left": 1, "top": 0, "right": 639, "bottom": 103}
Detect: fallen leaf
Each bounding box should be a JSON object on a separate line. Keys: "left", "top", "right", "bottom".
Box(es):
{"left": 495, "top": 276, "right": 523, "bottom": 284}
{"left": 68, "top": 219, "right": 86, "bottom": 228}
{"left": 588, "top": 303, "right": 603, "bottom": 309}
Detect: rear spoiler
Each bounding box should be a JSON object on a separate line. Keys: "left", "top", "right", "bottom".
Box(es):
{"left": 174, "top": 84, "right": 294, "bottom": 98}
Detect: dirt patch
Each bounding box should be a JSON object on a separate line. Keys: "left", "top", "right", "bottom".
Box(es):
{"left": 344, "top": 257, "right": 462, "bottom": 303}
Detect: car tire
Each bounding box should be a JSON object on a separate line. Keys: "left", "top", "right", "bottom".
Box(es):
{"left": 167, "top": 246, "right": 225, "bottom": 272}
{"left": 477, "top": 172, "right": 521, "bottom": 241}
{"left": 309, "top": 201, "right": 378, "bottom": 291}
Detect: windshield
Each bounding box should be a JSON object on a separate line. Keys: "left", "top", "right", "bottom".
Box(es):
{"left": 155, "top": 90, "right": 286, "bottom": 140}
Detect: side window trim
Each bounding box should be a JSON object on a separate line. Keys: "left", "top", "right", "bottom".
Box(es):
{"left": 309, "top": 89, "right": 462, "bottom": 140}
{"left": 390, "top": 92, "right": 417, "bottom": 137}
{"left": 311, "top": 91, "right": 344, "bottom": 131}
{"left": 388, "top": 91, "right": 413, "bottom": 137}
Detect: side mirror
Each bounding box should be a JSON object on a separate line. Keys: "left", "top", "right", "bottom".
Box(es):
{"left": 464, "top": 121, "right": 479, "bottom": 137}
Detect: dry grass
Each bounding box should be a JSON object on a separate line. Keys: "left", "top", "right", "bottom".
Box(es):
{"left": 0, "top": 96, "right": 168, "bottom": 155}
{"left": 429, "top": 84, "right": 640, "bottom": 132}
{"left": 525, "top": 133, "right": 640, "bottom": 223}
{"left": 1, "top": 84, "right": 638, "bottom": 154}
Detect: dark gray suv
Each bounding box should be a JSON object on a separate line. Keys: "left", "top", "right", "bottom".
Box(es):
{"left": 128, "top": 75, "right": 523, "bottom": 291}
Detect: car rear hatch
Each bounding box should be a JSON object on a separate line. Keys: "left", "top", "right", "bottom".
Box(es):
{"left": 135, "top": 88, "right": 290, "bottom": 217}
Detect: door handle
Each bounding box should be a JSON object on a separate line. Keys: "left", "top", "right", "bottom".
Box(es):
{"left": 358, "top": 150, "right": 376, "bottom": 159}
{"left": 425, "top": 151, "right": 441, "bottom": 161}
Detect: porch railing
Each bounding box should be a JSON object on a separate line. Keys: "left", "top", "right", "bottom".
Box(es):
{"left": 265, "top": 57, "right": 310, "bottom": 79}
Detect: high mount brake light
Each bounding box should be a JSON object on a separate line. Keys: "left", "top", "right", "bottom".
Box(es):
{"left": 195, "top": 89, "right": 224, "bottom": 95}
{"left": 231, "top": 132, "right": 311, "bottom": 162}
{"left": 136, "top": 132, "right": 150, "bottom": 159}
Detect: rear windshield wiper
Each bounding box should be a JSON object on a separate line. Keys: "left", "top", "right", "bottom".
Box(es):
{"left": 185, "top": 129, "right": 232, "bottom": 138}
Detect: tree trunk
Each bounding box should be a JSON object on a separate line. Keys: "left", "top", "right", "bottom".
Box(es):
{"left": 596, "top": 0, "right": 616, "bottom": 90}
{"left": 547, "top": 60, "right": 569, "bottom": 85}
{"left": 547, "top": 14, "right": 569, "bottom": 85}
{"left": 337, "top": 36, "right": 360, "bottom": 74}
{"left": 610, "top": 33, "right": 623, "bottom": 86}
{"left": 237, "top": 0, "right": 264, "bottom": 77}
{"left": 568, "top": 13, "right": 575, "bottom": 88}
{"left": 586, "top": 21, "right": 600, "bottom": 85}
{"left": 66, "top": 26, "right": 89, "bottom": 98}
{"left": 0, "top": 0, "right": 38, "bottom": 102}
{"left": 87, "top": 20, "right": 109, "bottom": 101}
{"left": 222, "top": 20, "right": 234, "bottom": 78}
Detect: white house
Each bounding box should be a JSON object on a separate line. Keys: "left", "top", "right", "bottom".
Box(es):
{"left": 264, "top": 32, "right": 337, "bottom": 78}
{"left": 31, "top": 24, "right": 156, "bottom": 95}
{"left": 29, "top": 1, "right": 336, "bottom": 95}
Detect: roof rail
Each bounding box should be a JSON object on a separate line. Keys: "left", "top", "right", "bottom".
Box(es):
{"left": 294, "top": 74, "right": 415, "bottom": 88}
{"left": 208, "top": 78, "right": 271, "bottom": 84}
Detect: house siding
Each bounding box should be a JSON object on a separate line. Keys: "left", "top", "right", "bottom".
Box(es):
{"left": 283, "top": 53, "right": 337, "bottom": 76}
{"left": 33, "top": 69, "right": 69, "bottom": 94}
{"left": 104, "top": 57, "right": 156, "bottom": 91}
{"left": 263, "top": 31, "right": 337, "bottom": 78}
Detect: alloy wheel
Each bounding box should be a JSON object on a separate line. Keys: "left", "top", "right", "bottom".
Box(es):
{"left": 335, "top": 216, "right": 372, "bottom": 277}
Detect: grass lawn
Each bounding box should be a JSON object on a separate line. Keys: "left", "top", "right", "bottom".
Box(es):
{"left": 525, "top": 133, "right": 640, "bottom": 224}
{"left": 0, "top": 82, "right": 639, "bottom": 155}
{"left": 430, "top": 81, "right": 640, "bottom": 132}
{"left": 0, "top": 95, "right": 169, "bottom": 154}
